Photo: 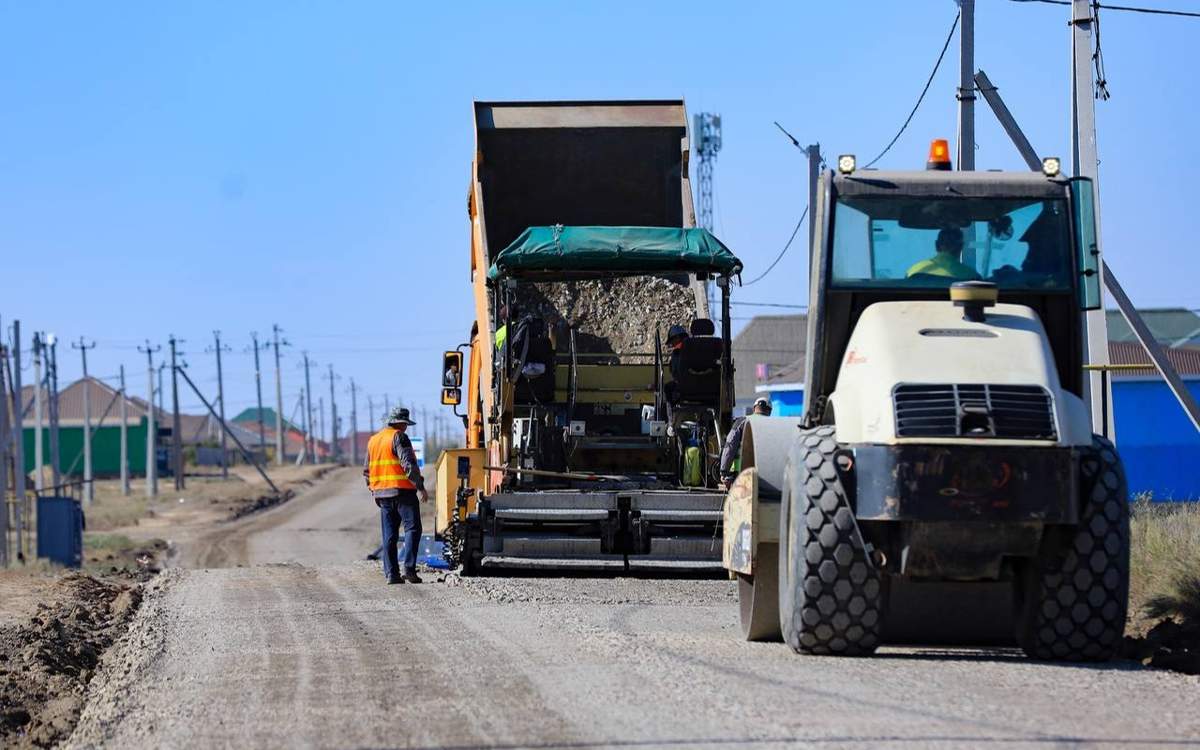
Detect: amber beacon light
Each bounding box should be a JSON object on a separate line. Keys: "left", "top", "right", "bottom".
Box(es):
{"left": 926, "top": 139, "right": 952, "bottom": 171}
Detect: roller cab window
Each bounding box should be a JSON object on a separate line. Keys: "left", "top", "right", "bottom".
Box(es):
{"left": 830, "top": 196, "right": 1073, "bottom": 292}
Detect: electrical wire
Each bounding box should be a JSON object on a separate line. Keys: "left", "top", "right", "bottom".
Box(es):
{"left": 729, "top": 301, "right": 808, "bottom": 310}
{"left": 862, "top": 11, "right": 961, "bottom": 169}
{"left": 1009, "top": 0, "right": 1200, "bottom": 18}
{"left": 741, "top": 206, "right": 808, "bottom": 287}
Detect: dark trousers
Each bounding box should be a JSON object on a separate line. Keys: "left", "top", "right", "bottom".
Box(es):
{"left": 378, "top": 491, "right": 422, "bottom": 579}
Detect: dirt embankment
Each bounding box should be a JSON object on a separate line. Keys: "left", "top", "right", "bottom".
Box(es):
{"left": 0, "top": 573, "right": 144, "bottom": 748}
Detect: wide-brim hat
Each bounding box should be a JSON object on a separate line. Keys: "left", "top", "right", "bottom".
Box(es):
{"left": 386, "top": 406, "right": 417, "bottom": 426}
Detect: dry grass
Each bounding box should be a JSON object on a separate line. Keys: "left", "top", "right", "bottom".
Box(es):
{"left": 1128, "top": 496, "right": 1200, "bottom": 635}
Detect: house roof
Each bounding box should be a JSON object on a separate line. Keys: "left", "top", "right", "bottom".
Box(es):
{"left": 19, "top": 377, "right": 148, "bottom": 426}
{"left": 1106, "top": 308, "right": 1200, "bottom": 348}
{"left": 232, "top": 407, "right": 300, "bottom": 434}
{"left": 1108, "top": 342, "right": 1200, "bottom": 379}
{"left": 731, "top": 314, "right": 807, "bottom": 403}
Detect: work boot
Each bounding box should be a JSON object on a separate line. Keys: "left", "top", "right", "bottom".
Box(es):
{"left": 403, "top": 571, "right": 423, "bottom": 584}
{"left": 387, "top": 574, "right": 404, "bottom": 585}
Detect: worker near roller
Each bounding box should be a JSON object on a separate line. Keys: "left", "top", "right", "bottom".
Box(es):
{"left": 906, "top": 228, "right": 980, "bottom": 280}
{"left": 364, "top": 406, "right": 428, "bottom": 585}
{"left": 719, "top": 397, "right": 772, "bottom": 489}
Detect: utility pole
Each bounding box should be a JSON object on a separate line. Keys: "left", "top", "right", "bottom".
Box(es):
{"left": 805, "top": 144, "right": 821, "bottom": 251}
{"left": 326, "top": 364, "right": 340, "bottom": 462}
{"left": 1071, "top": 0, "right": 1114, "bottom": 438}
{"left": 0, "top": 344, "right": 9, "bottom": 568}
{"left": 248, "top": 332, "right": 267, "bottom": 457}
{"left": 383, "top": 393, "right": 390, "bottom": 420}
{"left": 956, "top": 0, "right": 975, "bottom": 171}
{"left": 32, "top": 333, "right": 43, "bottom": 492}
{"left": 318, "top": 396, "right": 325, "bottom": 463}
{"left": 10, "top": 322, "right": 25, "bottom": 536}
{"left": 367, "top": 394, "right": 375, "bottom": 432}
{"left": 302, "top": 352, "right": 315, "bottom": 464}
{"left": 169, "top": 335, "right": 185, "bottom": 490}
{"left": 139, "top": 341, "right": 160, "bottom": 497}
{"left": 72, "top": 337, "right": 97, "bottom": 504}
{"left": 47, "top": 334, "right": 60, "bottom": 490}
{"left": 348, "top": 378, "right": 359, "bottom": 465}
{"left": 207, "top": 331, "right": 231, "bottom": 479}
{"left": 119, "top": 365, "right": 130, "bottom": 496}
{"left": 271, "top": 325, "right": 289, "bottom": 466}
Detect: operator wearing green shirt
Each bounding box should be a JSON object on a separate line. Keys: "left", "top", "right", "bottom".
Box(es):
{"left": 906, "top": 228, "right": 980, "bottom": 280}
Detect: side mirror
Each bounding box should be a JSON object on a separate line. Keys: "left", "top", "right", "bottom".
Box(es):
{"left": 441, "top": 388, "right": 461, "bottom": 406}
{"left": 442, "top": 350, "right": 463, "bottom": 387}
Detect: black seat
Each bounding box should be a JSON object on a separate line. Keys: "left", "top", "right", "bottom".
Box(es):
{"left": 690, "top": 318, "right": 715, "bottom": 336}
{"left": 671, "top": 334, "right": 722, "bottom": 404}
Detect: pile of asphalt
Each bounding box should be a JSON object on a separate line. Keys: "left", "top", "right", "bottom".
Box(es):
{"left": 0, "top": 573, "right": 143, "bottom": 749}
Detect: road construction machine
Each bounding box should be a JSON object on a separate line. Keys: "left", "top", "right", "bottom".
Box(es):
{"left": 435, "top": 100, "right": 744, "bottom": 573}
{"left": 724, "top": 142, "right": 1129, "bottom": 661}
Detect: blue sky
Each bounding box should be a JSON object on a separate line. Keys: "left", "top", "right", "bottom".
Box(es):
{"left": 1, "top": 1, "right": 1196, "bottom": 438}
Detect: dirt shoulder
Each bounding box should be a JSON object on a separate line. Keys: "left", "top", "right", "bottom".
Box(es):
{"left": 0, "top": 571, "right": 144, "bottom": 749}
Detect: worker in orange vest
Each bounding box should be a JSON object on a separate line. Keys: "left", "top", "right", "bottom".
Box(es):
{"left": 364, "top": 406, "right": 427, "bottom": 584}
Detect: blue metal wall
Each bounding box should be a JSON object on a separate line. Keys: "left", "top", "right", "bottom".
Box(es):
{"left": 1113, "top": 379, "right": 1200, "bottom": 501}
{"left": 764, "top": 389, "right": 805, "bottom": 417}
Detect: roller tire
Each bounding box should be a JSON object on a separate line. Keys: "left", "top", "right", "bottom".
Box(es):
{"left": 779, "top": 425, "right": 882, "bottom": 656}
{"left": 1016, "top": 435, "right": 1129, "bottom": 661}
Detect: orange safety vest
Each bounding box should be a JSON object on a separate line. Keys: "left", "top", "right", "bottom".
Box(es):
{"left": 366, "top": 427, "right": 416, "bottom": 492}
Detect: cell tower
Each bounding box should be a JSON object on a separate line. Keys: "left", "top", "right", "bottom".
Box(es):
{"left": 693, "top": 113, "right": 722, "bottom": 232}
{"left": 694, "top": 113, "right": 722, "bottom": 313}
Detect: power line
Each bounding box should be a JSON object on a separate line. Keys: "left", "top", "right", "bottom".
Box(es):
{"left": 863, "top": 11, "right": 961, "bottom": 169}
{"left": 1009, "top": 0, "right": 1200, "bottom": 18}
{"left": 742, "top": 206, "right": 808, "bottom": 287}
{"left": 729, "top": 301, "right": 808, "bottom": 310}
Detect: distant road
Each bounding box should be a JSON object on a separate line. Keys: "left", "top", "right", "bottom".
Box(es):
{"left": 68, "top": 470, "right": 1200, "bottom": 749}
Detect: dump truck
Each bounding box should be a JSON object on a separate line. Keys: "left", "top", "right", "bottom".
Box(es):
{"left": 435, "top": 100, "right": 744, "bottom": 573}
{"left": 724, "top": 142, "right": 1130, "bottom": 661}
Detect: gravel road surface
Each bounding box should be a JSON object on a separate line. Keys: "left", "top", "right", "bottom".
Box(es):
{"left": 68, "top": 471, "right": 1200, "bottom": 749}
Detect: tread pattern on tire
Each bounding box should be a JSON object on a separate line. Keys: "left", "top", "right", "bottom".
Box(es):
{"left": 1018, "top": 434, "right": 1129, "bottom": 661}
{"left": 782, "top": 425, "right": 882, "bottom": 655}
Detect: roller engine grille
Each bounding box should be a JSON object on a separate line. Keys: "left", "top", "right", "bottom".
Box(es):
{"left": 893, "top": 384, "right": 1056, "bottom": 440}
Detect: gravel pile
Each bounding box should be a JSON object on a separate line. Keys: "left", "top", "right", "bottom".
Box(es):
{"left": 515, "top": 277, "right": 698, "bottom": 360}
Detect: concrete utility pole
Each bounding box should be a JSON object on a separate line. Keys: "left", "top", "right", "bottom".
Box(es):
{"left": 119, "top": 365, "right": 130, "bottom": 495}
{"left": 32, "top": 333, "right": 43, "bottom": 492}
{"left": 326, "top": 364, "right": 340, "bottom": 462}
{"left": 72, "top": 337, "right": 97, "bottom": 504}
{"left": 348, "top": 378, "right": 359, "bottom": 465}
{"left": 249, "top": 332, "right": 267, "bottom": 456}
{"left": 272, "top": 325, "right": 288, "bottom": 466}
{"left": 383, "top": 393, "right": 390, "bottom": 420}
{"left": 0, "top": 345, "right": 9, "bottom": 567}
{"left": 139, "top": 341, "right": 160, "bottom": 497}
{"left": 302, "top": 353, "right": 315, "bottom": 464}
{"left": 805, "top": 144, "right": 821, "bottom": 251}
{"left": 956, "top": 0, "right": 975, "bottom": 171}
{"left": 47, "top": 334, "right": 60, "bottom": 490}
{"left": 11, "top": 322, "right": 25, "bottom": 539}
{"left": 1071, "top": 0, "right": 1114, "bottom": 438}
{"left": 208, "top": 331, "right": 231, "bottom": 479}
{"left": 169, "top": 335, "right": 185, "bottom": 490}
{"left": 318, "top": 396, "right": 325, "bottom": 463}
{"left": 367, "top": 394, "right": 375, "bottom": 432}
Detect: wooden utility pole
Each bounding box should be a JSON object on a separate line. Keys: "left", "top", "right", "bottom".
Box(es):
{"left": 302, "top": 353, "right": 315, "bottom": 463}
{"left": 10, "top": 321, "right": 25, "bottom": 543}
{"left": 348, "top": 378, "right": 359, "bottom": 465}
{"left": 47, "top": 334, "right": 60, "bottom": 490}
{"left": 72, "top": 337, "right": 97, "bottom": 504}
